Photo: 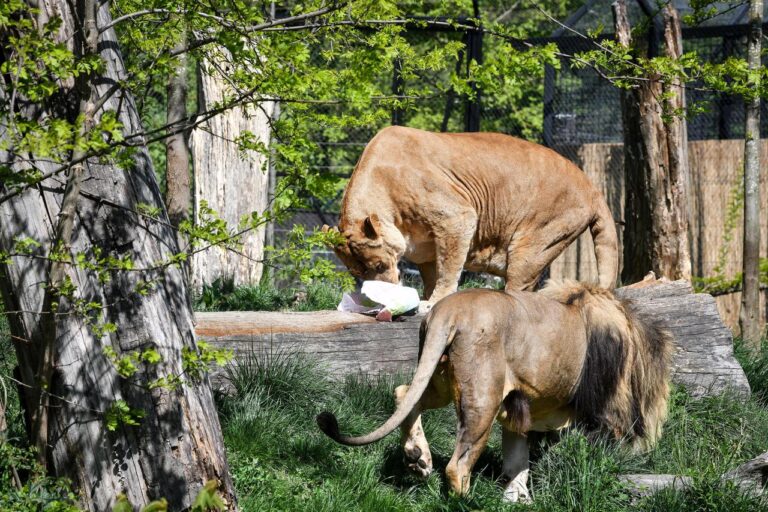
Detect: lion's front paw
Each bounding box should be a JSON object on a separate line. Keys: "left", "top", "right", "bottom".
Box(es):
{"left": 418, "top": 301, "right": 433, "bottom": 315}
{"left": 503, "top": 470, "right": 532, "bottom": 503}
{"left": 503, "top": 488, "right": 532, "bottom": 504}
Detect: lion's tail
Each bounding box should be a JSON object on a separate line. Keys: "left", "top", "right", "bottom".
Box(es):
{"left": 543, "top": 280, "right": 672, "bottom": 451}
{"left": 589, "top": 196, "right": 619, "bottom": 289}
{"left": 316, "top": 313, "right": 455, "bottom": 447}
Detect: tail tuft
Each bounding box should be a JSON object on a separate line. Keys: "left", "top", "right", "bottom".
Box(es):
{"left": 316, "top": 411, "right": 341, "bottom": 440}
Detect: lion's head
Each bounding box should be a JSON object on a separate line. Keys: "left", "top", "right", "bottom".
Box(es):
{"left": 324, "top": 215, "right": 401, "bottom": 283}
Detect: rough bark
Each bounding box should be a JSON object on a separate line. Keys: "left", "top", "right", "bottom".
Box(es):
{"left": 724, "top": 450, "right": 768, "bottom": 492}
{"left": 740, "top": 0, "right": 764, "bottom": 348}
{"left": 190, "top": 52, "right": 274, "bottom": 289}
{"left": 0, "top": 1, "right": 234, "bottom": 509}
{"left": 29, "top": 0, "right": 99, "bottom": 468}
{"left": 621, "top": 449, "right": 768, "bottom": 498}
{"left": 619, "top": 474, "right": 692, "bottom": 498}
{"left": 197, "top": 280, "right": 750, "bottom": 398}
{"left": 614, "top": 0, "right": 692, "bottom": 284}
{"left": 165, "top": 26, "right": 191, "bottom": 236}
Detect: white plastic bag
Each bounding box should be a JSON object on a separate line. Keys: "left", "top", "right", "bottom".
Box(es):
{"left": 337, "top": 281, "right": 420, "bottom": 320}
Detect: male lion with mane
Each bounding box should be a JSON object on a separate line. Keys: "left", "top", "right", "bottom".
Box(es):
{"left": 317, "top": 281, "right": 672, "bottom": 502}
{"left": 326, "top": 126, "right": 619, "bottom": 304}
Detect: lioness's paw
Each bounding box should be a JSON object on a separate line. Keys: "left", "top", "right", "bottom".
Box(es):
{"left": 418, "top": 301, "right": 433, "bottom": 315}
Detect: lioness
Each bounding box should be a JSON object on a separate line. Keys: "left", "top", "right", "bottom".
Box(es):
{"left": 327, "top": 126, "right": 619, "bottom": 304}
{"left": 318, "top": 281, "right": 672, "bottom": 502}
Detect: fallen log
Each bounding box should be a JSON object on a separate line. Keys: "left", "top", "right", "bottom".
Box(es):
{"left": 619, "top": 449, "right": 768, "bottom": 499}
{"left": 196, "top": 280, "right": 750, "bottom": 397}
{"left": 619, "top": 474, "right": 692, "bottom": 498}
{"left": 724, "top": 450, "right": 768, "bottom": 492}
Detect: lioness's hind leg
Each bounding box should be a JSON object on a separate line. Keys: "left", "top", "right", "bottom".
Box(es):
{"left": 504, "top": 218, "right": 590, "bottom": 291}
{"left": 502, "top": 429, "right": 531, "bottom": 503}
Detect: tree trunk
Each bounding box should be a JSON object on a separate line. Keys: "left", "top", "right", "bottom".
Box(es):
{"left": 165, "top": 27, "right": 191, "bottom": 236}
{"left": 190, "top": 53, "right": 274, "bottom": 289}
{"left": 0, "top": 1, "right": 234, "bottom": 509}
{"left": 614, "top": 0, "right": 692, "bottom": 284}
{"left": 740, "top": 0, "right": 764, "bottom": 348}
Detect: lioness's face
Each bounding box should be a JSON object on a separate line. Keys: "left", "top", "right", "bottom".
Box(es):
{"left": 347, "top": 244, "right": 400, "bottom": 283}
{"left": 330, "top": 215, "right": 401, "bottom": 283}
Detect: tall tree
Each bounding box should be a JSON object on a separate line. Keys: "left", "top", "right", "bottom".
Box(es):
{"left": 0, "top": 0, "right": 234, "bottom": 509}
{"left": 165, "top": 21, "right": 191, "bottom": 237}
{"left": 190, "top": 52, "right": 275, "bottom": 289}
{"left": 740, "top": 0, "right": 764, "bottom": 347}
{"left": 613, "top": 0, "right": 692, "bottom": 283}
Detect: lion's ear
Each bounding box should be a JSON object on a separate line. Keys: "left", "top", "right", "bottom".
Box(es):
{"left": 362, "top": 215, "right": 381, "bottom": 239}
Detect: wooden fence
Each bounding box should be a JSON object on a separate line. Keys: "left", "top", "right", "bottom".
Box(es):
{"left": 549, "top": 139, "right": 768, "bottom": 330}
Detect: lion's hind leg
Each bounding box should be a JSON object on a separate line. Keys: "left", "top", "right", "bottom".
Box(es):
{"left": 395, "top": 379, "right": 451, "bottom": 478}
{"left": 501, "top": 429, "right": 531, "bottom": 503}
{"left": 444, "top": 356, "right": 504, "bottom": 496}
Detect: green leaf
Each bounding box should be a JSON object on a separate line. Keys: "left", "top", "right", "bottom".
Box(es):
{"left": 141, "top": 498, "right": 168, "bottom": 512}
{"left": 191, "top": 480, "right": 226, "bottom": 512}
{"left": 113, "top": 494, "right": 134, "bottom": 512}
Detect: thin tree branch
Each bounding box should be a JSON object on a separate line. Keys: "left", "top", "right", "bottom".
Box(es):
{"left": 32, "top": 0, "right": 99, "bottom": 468}
{"left": 171, "top": 2, "right": 348, "bottom": 57}
{"left": 99, "top": 9, "right": 171, "bottom": 33}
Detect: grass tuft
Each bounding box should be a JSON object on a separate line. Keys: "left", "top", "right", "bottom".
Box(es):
{"left": 531, "top": 431, "right": 639, "bottom": 512}
{"left": 734, "top": 336, "right": 768, "bottom": 405}
{"left": 223, "top": 347, "right": 328, "bottom": 408}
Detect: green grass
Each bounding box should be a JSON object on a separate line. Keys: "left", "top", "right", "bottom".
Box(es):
{"left": 219, "top": 350, "right": 768, "bottom": 512}
{"left": 194, "top": 277, "right": 344, "bottom": 312}
{"left": 0, "top": 304, "right": 25, "bottom": 444}
{"left": 734, "top": 336, "right": 768, "bottom": 405}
